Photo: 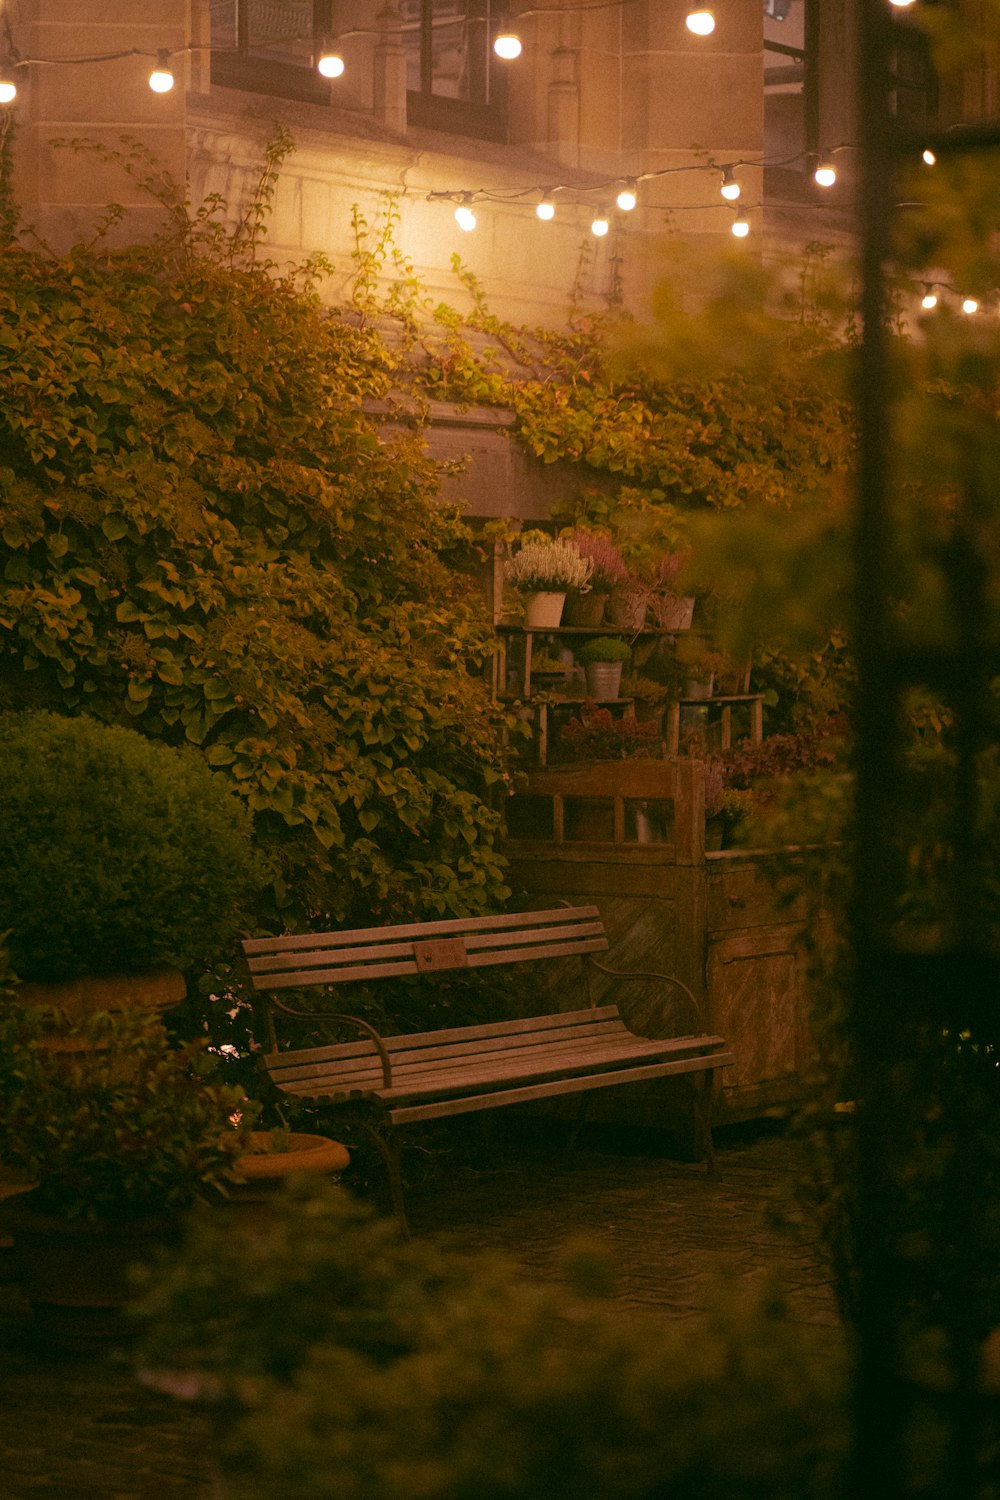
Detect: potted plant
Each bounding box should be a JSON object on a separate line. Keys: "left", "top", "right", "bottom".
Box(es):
{"left": 607, "top": 565, "right": 652, "bottom": 631}
{"left": 502, "top": 534, "right": 592, "bottom": 629}
{"left": 526, "top": 649, "right": 571, "bottom": 693}
{"left": 557, "top": 704, "right": 660, "bottom": 763}
{"left": 564, "top": 533, "right": 630, "bottom": 626}
{"left": 228, "top": 1127, "right": 350, "bottom": 1228}
{"left": 648, "top": 551, "right": 696, "bottom": 631}
{"left": 0, "top": 997, "right": 252, "bottom": 1350}
{"left": 620, "top": 672, "right": 671, "bottom": 731}
{"left": 0, "top": 711, "right": 264, "bottom": 1013}
{"left": 576, "top": 635, "right": 631, "bottom": 699}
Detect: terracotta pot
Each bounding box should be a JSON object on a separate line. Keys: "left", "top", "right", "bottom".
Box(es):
{"left": 607, "top": 592, "right": 648, "bottom": 630}
{"left": 523, "top": 591, "right": 566, "bottom": 628}
{"left": 226, "top": 1132, "right": 350, "bottom": 1228}
{"left": 19, "top": 968, "right": 186, "bottom": 1017}
{"left": 562, "top": 591, "right": 607, "bottom": 627}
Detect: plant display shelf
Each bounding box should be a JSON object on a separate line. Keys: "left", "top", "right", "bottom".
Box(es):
{"left": 665, "top": 695, "right": 764, "bottom": 755}
{"left": 493, "top": 623, "right": 685, "bottom": 702}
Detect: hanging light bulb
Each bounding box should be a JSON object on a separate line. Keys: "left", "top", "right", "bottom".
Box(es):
{"left": 536, "top": 196, "right": 555, "bottom": 221}
{"left": 814, "top": 158, "right": 838, "bottom": 187}
{"left": 922, "top": 147, "right": 936, "bottom": 166}
{"left": 731, "top": 210, "right": 750, "bottom": 238}
{"left": 0, "top": 62, "right": 16, "bottom": 105}
{"left": 455, "top": 197, "right": 477, "bottom": 232}
{"left": 920, "top": 286, "right": 938, "bottom": 310}
{"left": 615, "top": 181, "right": 638, "bottom": 212}
{"left": 720, "top": 167, "right": 740, "bottom": 201}
{"left": 686, "top": 10, "right": 716, "bottom": 36}
{"left": 148, "top": 49, "right": 174, "bottom": 94}
{"left": 962, "top": 297, "right": 978, "bottom": 315}
{"left": 493, "top": 29, "right": 522, "bottom": 60}
{"left": 317, "top": 41, "right": 345, "bottom": 78}
{"left": 888, "top": 0, "right": 916, "bottom": 8}
{"left": 591, "top": 209, "right": 610, "bottom": 237}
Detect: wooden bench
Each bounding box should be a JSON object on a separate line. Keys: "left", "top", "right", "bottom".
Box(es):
{"left": 242, "top": 905, "right": 734, "bottom": 1227}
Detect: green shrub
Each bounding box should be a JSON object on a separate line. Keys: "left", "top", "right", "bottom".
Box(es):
{"left": 577, "top": 636, "right": 631, "bottom": 664}
{"left": 0, "top": 710, "right": 262, "bottom": 982}
{"left": 135, "top": 1179, "right": 848, "bottom": 1500}
{"left": 0, "top": 1003, "right": 250, "bottom": 1220}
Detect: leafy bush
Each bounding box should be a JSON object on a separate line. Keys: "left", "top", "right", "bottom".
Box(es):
{"left": 0, "top": 710, "right": 262, "bottom": 982}
{"left": 0, "top": 1004, "right": 250, "bottom": 1220}
{"left": 135, "top": 1178, "right": 848, "bottom": 1500}
{"left": 0, "top": 229, "right": 514, "bottom": 935}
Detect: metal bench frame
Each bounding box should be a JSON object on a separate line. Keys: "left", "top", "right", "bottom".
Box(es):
{"left": 243, "top": 905, "right": 734, "bottom": 1227}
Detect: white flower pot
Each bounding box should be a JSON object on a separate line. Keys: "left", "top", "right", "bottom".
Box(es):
{"left": 523, "top": 592, "right": 566, "bottom": 629}
{"left": 585, "top": 662, "right": 623, "bottom": 699}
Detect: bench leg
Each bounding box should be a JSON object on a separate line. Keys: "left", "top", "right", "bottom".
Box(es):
{"left": 354, "top": 1118, "right": 410, "bottom": 1236}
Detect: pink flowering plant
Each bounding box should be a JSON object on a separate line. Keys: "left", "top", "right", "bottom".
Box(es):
{"left": 567, "top": 533, "right": 630, "bottom": 592}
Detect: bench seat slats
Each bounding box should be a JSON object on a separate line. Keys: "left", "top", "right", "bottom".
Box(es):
{"left": 243, "top": 906, "right": 604, "bottom": 956}
{"left": 388, "top": 1051, "right": 734, "bottom": 1126}
{"left": 261, "top": 1014, "right": 631, "bottom": 1084}
{"left": 272, "top": 1034, "right": 733, "bottom": 1105}
{"left": 259, "top": 1006, "right": 624, "bottom": 1067}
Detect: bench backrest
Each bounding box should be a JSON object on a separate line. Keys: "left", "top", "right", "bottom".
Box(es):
{"left": 242, "top": 905, "right": 609, "bottom": 993}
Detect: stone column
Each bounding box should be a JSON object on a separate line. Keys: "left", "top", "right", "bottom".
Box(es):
{"left": 7, "top": 0, "right": 189, "bottom": 251}
{"left": 373, "top": 5, "right": 406, "bottom": 135}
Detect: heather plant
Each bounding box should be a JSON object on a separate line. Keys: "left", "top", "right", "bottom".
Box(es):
{"left": 502, "top": 535, "right": 592, "bottom": 594}
{"left": 567, "top": 532, "right": 629, "bottom": 591}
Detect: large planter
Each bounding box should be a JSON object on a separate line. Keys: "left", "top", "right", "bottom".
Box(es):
{"left": 562, "top": 591, "right": 607, "bottom": 627}
{"left": 585, "top": 661, "right": 624, "bottom": 699}
{"left": 523, "top": 592, "right": 566, "bottom": 628}
{"left": 3, "top": 1193, "right": 181, "bottom": 1352}
{"left": 19, "top": 968, "right": 187, "bottom": 1017}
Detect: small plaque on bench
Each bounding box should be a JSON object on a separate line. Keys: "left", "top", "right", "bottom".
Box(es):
{"left": 413, "top": 937, "right": 468, "bottom": 972}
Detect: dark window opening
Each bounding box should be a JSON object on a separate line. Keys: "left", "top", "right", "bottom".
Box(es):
{"left": 210, "top": 0, "right": 333, "bottom": 102}
{"left": 401, "top": 0, "right": 508, "bottom": 142}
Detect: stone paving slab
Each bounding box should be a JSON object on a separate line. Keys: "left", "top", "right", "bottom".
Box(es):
{"left": 0, "top": 1123, "right": 838, "bottom": 1499}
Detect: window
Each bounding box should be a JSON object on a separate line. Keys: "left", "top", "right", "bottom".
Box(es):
{"left": 400, "top": 0, "right": 508, "bottom": 141}
{"left": 209, "top": 0, "right": 332, "bottom": 103}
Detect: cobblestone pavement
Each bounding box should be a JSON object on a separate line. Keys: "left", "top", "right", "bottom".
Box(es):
{"left": 0, "top": 1121, "right": 839, "bottom": 1499}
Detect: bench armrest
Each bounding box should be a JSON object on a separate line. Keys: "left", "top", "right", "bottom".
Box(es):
{"left": 585, "top": 956, "right": 705, "bottom": 1034}
{"left": 263, "top": 996, "right": 394, "bottom": 1088}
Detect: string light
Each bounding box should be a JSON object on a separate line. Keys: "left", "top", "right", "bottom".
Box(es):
{"left": 0, "top": 62, "right": 16, "bottom": 105}
{"left": 888, "top": 0, "right": 916, "bottom": 7}
{"left": 615, "top": 180, "right": 638, "bottom": 211}
{"left": 148, "top": 49, "right": 174, "bottom": 93}
{"left": 536, "top": 195, "right": 556, "bottom": 220}
{"left": 454, "top": 196, "right": 477, "bottom": 232}
{"left": 686, "top": 10, "right": 716, "bottom": 36}
{"left": 493, "top": 29, "right": 522, "bottom": 60}
{"left": 814, "top": 158, "right": 838, "bottom": 187}
{"left": 922, "top": 148, "right": 936, "bottom": 166}
{"left": 920, "top": 286, "right": 938, "bottom": 310}
{"left": 316, "top": 42, "right": 345, "bottom": 78}
{"left": 731, "top": 210, "right": 750, "bottom": 238}
{"left": 962, "top": 297, "right": 978, "bottom": 315}
{"left": 720, "top": 167, "right": 740, "bottom": 201}
{"left": 591, "top": 209, "right": 610, "bottom": 237}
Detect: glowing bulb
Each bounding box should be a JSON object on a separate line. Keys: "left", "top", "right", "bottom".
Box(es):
{"left": 720, "top": 169, "right": 740, "bottom": 201}
{"left": 0, "top": 77, "right": 15, "bottom": 105}
{"left": 149, "top": 50, "right": 174, "bottom": 93}
{"left": 493, "top": 31, "right": 522, "bottom": 60}
{"left": 455, "top": 202, "right": 477, "bottom": 232}
{"left": 962, "top": 297, "right": 978, "bottom": 315}
{"left": 536, "top": 197, "right": 555, "bottom": 221}
{"left": 616, "top": 183, "right": 637, "bottom": 212}
{"left": 686, "top": 10, "right": 716, "bottom": 35}
{"left": 317, "top": 48, "right": 345, "bottom": 78}
{"left": 921, "top": 290, "right": 938, "bottom": 310}
{"left": 591, "top": 211, "right": 610, "bottom": 237}
{"left": 888, "top": 1, "right": 916, "bottom": 8}
{"left": 922, "top": 148, "right": 936, "bottom": 166}
{"left": 814, "top": 160, "right": 837, "bottom": 187}
{"left": 731, "top": 212, "right": 750, "bottom": 238}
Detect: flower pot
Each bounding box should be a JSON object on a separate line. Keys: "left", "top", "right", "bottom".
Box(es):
{"left": 226, "top": 1132, "right": 350, "bottom": 1229}
{"left": 607, "top": 592, "right": 648, "bottom": 630}
{"left": 585, "top": 662, "right": 623, "bottom": 699}
{"left": 523, "top": 592, "right": 566, "bottom": 629}
{"left": 683, "top": 673, "right": 715, "bottom": 701}
{"left": 653, "top": 594, "right": 695, "bottom": 631}
{"left": 562, "top": 591, "right": 606, "bottom": 627}
{"left": 19, "top": 968, "right": 187, "bottom": 1017}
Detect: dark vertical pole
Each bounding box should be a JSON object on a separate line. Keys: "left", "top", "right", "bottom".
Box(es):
{"left": 851, "top": 0, "right": 905, "bottom": 1495}
{"left": 804, "top": 0, "right": 821, "bottom": 162}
